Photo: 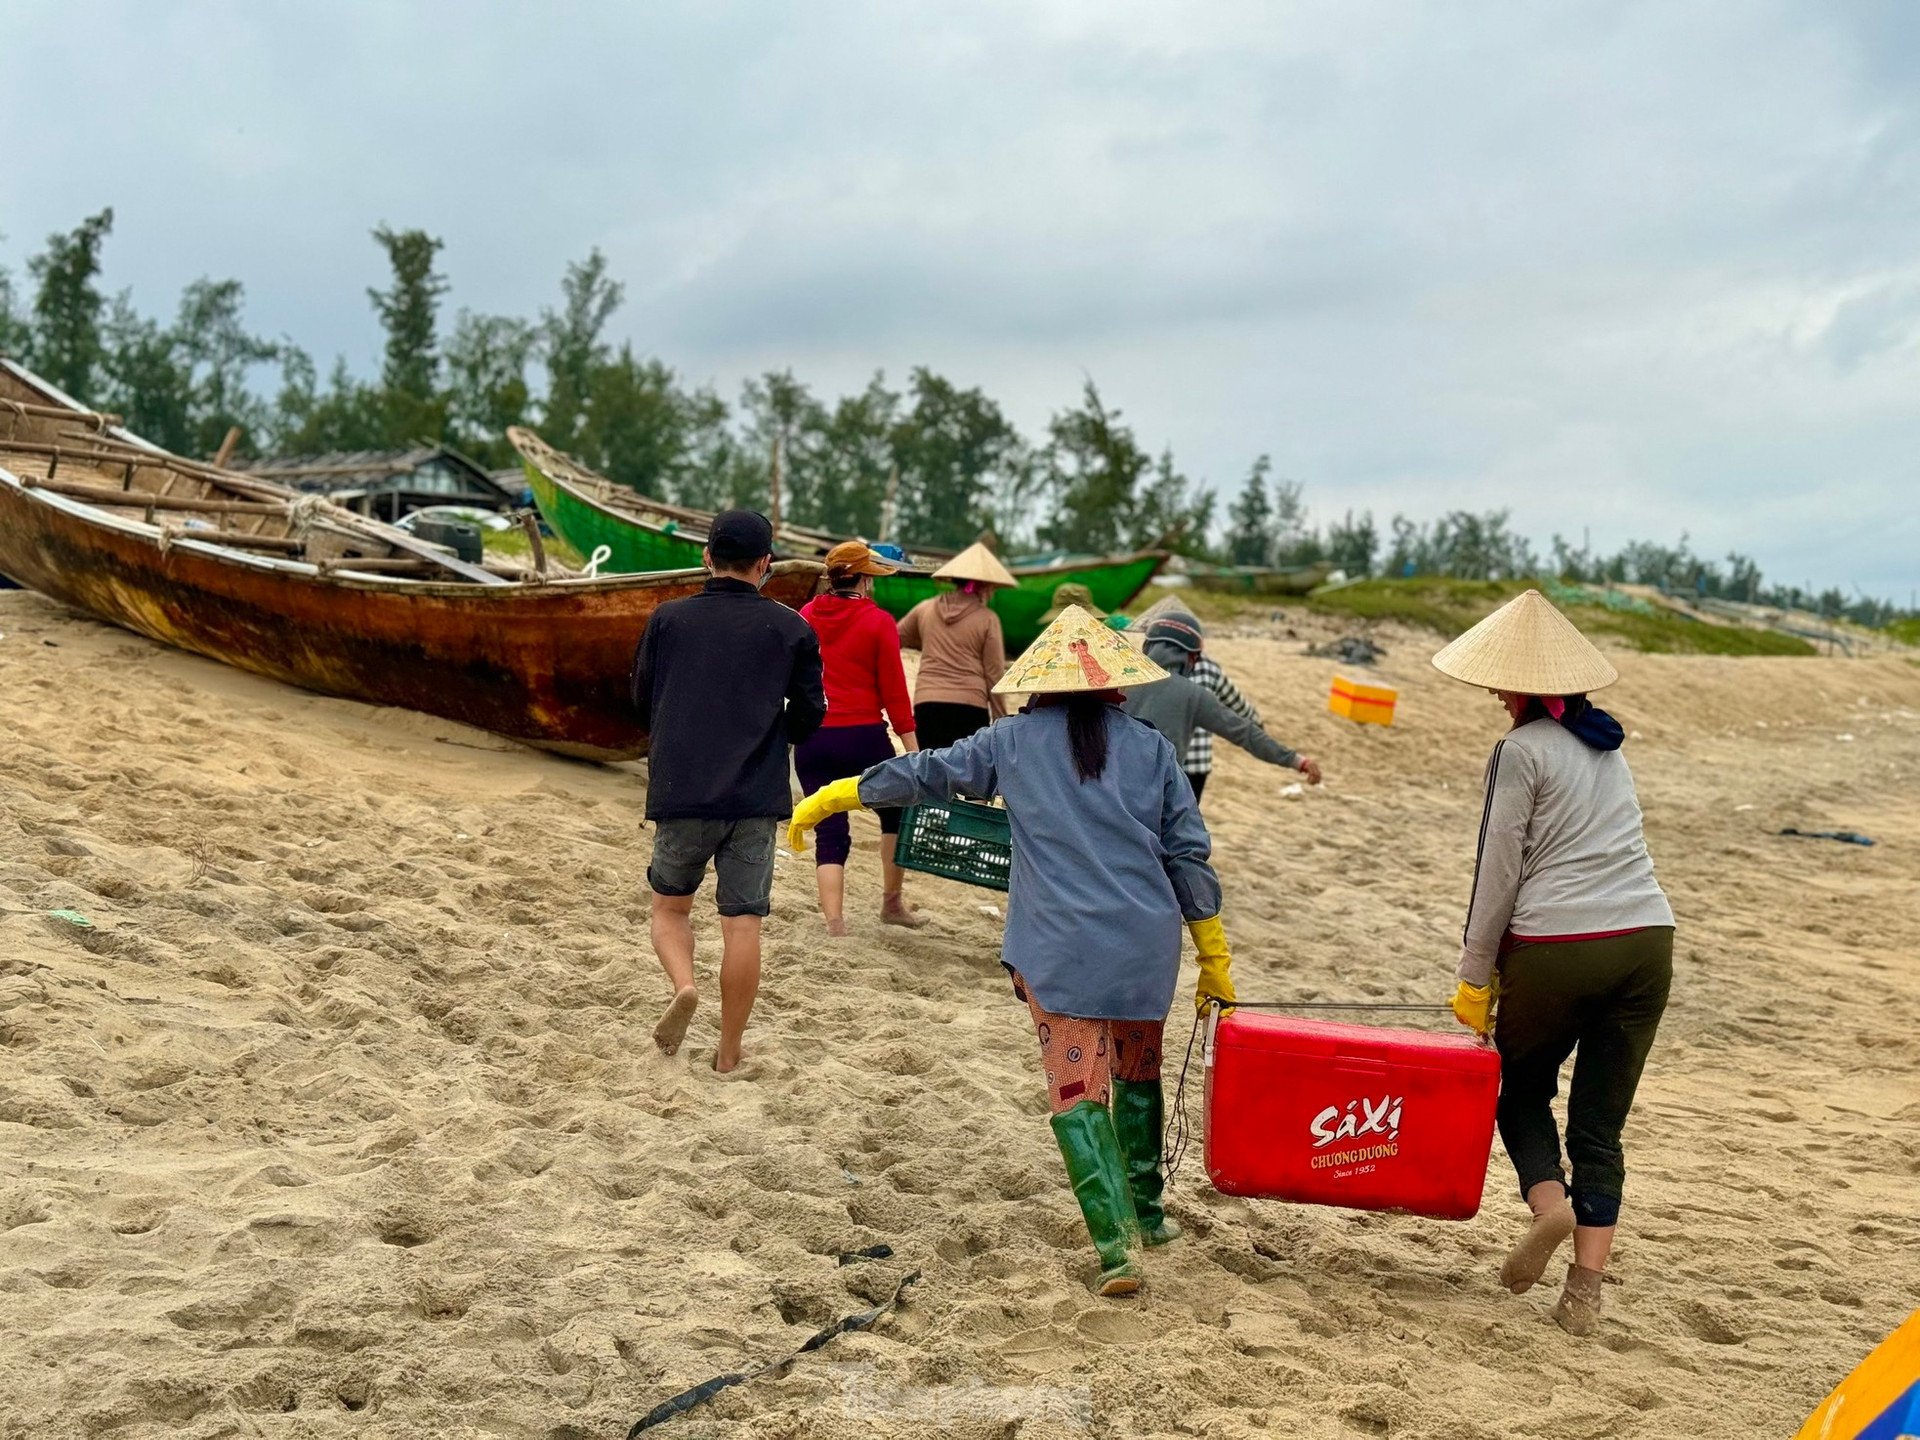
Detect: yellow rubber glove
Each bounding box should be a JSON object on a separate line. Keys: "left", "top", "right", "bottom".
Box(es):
{"left": 1451, "top": 980, "right": 1495, "bottom": 1037}
{"left": 1189, "top": 914, "right": 1235, "bottom": 1015}
{"left": 787, "top": 776, "right": 866, "bottom": 853}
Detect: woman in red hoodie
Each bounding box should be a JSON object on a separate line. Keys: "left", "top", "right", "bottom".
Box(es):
{"left": 796, "top": 542, "right": 922, "bottom": 932}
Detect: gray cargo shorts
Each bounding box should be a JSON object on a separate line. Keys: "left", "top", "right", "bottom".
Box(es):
{"left": 647, "top": 816, "right": 780, "bottom": 917}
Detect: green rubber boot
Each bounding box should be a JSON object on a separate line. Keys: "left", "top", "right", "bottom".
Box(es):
{"left": 1050, "top": 1099, "right": 1142, "bottom": 1296}
{"left": 1111, "top": 1077, "right": 1182, "bottom": 1246}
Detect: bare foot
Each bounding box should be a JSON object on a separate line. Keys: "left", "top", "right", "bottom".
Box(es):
{"left": 825, "top": 917, "right": 849, "bottom": 937}
{"left": 712, "top": 1046, "right": 742, "bottom": 1074}
{"left": 1502, "top": 1197, "right": 1576, "bottom": 1294}
{"left": 652, "top": 987, "right": 698, "bottom": 1056}
{"left": 881, "top": 898, "right": 926, "bottom": 929}
{"left": 1552, "top": 1263, "right": 1605, "bottom": 1335}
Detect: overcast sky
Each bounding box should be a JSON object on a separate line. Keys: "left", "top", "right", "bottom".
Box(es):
{"left": 5, "top": 1, "right": 1916, "bottom": 598}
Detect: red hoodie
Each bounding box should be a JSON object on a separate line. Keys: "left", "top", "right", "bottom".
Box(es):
{"left": 800, "top": 593, "right": 917, "bottom": 733}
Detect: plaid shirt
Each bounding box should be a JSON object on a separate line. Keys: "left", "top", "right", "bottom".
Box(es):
{"left": 1184, "top": 655, "right": 1259, "bottom": 775}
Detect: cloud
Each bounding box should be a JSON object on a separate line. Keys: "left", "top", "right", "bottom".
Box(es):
{"left": 2, "top": 0, "right": 1916, "bottom": 594}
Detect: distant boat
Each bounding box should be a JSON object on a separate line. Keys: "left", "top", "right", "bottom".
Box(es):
{"left": 1186, "top": 561, "right": 1335, "bottom": 597}
{"left": 0, "top": 360, "right": 821, "bottom": 760}
{"left": 509, "top": 427, "right": 1165, "bottom": 651}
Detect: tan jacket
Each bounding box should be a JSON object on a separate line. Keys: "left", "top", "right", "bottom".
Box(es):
{"left": 898, "top": 591, "right": 1007, "bottom": 717}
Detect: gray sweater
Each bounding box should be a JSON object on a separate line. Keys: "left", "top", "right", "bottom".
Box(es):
{"left": 1459, "top": 718, "right": 1674, "bottom": 985}
{"left": 1122, "top": 641, "right": 1300, "bottom": 771}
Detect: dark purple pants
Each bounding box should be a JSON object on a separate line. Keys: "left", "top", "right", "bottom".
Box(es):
{"left": 794, "top": 723, "right": 901, "bottom": 867}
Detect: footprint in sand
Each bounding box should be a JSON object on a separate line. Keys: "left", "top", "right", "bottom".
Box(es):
{"left": 1075, "top": 1309, "right": 1158, "bottom": 1345}
{"left": 1677, "top": 1299, "right": 1749, "bottom": 1345}
{"left": 107, "top": 1202, "right": 170, "bottom": 1236}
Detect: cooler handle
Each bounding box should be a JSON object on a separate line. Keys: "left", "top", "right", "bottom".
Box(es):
{"left": 1334, "top": 1054, "right": 1389, "bottom": 1076}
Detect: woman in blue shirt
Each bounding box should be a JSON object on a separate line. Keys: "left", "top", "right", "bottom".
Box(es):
{"left": 789, "top": 607, "right": 1237, "bottom": 1297}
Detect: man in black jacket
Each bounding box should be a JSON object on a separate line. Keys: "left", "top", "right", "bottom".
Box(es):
{"left": 631, "top": 510, "right": 826, "bottom": 1072}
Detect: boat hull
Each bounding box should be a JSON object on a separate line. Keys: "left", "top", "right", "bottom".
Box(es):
{"left": 1188, "top": 563, "right": 1334, "bottom": 597}
{"left": 524, "top": 462, "right": 1163, "bottom": 649}
{"left": 0, "top": 475, "right": 819, "bottom": 761}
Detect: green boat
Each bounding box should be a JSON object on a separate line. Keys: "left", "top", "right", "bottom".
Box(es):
{"left": 508, "top": 427, "right": 1164, "bottom": 651}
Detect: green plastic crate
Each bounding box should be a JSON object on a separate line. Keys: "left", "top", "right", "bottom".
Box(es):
{"left": 894, "top": 798, "right": 1012, "bottom": 891}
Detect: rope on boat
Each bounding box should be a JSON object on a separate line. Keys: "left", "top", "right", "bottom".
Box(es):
{"left": 284, "top": 494, "right": 329, "bottom": 533}
{"left": 583, "top": 544, "right": 612, "bottom": 579}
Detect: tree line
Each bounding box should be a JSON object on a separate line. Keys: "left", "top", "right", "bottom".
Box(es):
{"left": 0, "top": 210, "right": 1213, "bottom": 555}
{"left": 0, "top": 210, "right": 1905, "bottom": 622}
{"left": 1223, "top": 464, "right": 1892, "bottom": 625}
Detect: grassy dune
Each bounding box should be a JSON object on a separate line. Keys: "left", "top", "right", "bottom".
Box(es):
{"left": 1151, "top": 577, "right": 1820, "bottom": 656}
{"left": 481, "top": 524, "right": 586, "bottom": 569}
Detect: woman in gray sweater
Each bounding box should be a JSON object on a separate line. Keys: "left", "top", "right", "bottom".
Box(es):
{"left": 1436, "top": 591, "right": 1674, "bottom": 1337}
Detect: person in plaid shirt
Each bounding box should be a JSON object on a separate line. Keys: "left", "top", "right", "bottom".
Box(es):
{"left": 1183, "top": 650, "right": 1259, "bottom": 803}
{"left": 1129, "top": 598, "right": 1263, "bottom": 804}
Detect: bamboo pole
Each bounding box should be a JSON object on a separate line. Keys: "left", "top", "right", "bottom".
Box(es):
{"left": 210, "top": 426, "right": 242, "bottom": 469}
{"left": 313, "top": 556, "right": 442, "bottom": 574}
{"left": 163, "top": 530, "right": 307, "bottom": 552}
{"left": 21, "top": 475, "right": 288, "bottom": 516}
{"left": 0, "top": 399, "right": 117, "bottom": 427}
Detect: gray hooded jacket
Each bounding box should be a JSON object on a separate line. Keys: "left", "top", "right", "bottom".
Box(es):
{"left": 1122, "top": 640, "right": 1301, "bottom": 771}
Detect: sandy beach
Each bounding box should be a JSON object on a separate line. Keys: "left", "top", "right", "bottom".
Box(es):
{"left": 1, "top": 586, "right": 1915, "bottom": 1439}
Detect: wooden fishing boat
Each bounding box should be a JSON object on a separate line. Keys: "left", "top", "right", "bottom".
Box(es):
{"left": 1186, "top": 561, "right": 1335, "bottom": 597}
{"left": 0, "top": 361, "right": 822, "bottom": 760}
{"left": 509, "top": 427, "right": 1165, "bottom": 651}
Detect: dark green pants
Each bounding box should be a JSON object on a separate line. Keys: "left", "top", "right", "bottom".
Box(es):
{"left": 1494, "top": 927, "right": 1673, "bottom": 1227}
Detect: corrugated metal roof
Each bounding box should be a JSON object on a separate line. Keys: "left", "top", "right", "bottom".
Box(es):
{"left": 241, "top": 445, "right": 513, "bottom": 501}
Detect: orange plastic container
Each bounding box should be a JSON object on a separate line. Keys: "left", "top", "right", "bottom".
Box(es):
{"left": 1328, "top": 675, "right": 1397, "bottom": 725}
{"left": 1204, "top": 1009, "right": 1501, "bottom": 1219}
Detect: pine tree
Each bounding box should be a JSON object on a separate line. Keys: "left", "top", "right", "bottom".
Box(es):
{"left": 891, "top": 368, "right": 1026, "bottom": 550}
{"left": 1326, "top": 510, "right": 1379, "bottom": 576}
{"left": 367, "top": 225, "right": 449, "bottom": 444}
{"left": 444, "top": 311, "right": 536, "bottom": 464}
{"left": 540, "top": 249, "right": 624, "bottom": 452}
{"left": 27, "top": 208, "right": 115, "bottom": 402}
{"left": 0, "top": 243, "right": 29, "bottom": 357}
{"left": 1225, "top": 455, "right": 1275, "bottom": 566}
{"left": 1039, "top": 381, "right": 1150, "bottom": 555}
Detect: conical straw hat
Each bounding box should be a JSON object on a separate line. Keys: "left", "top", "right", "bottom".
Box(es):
{"left": 1040, "top": 581, "right": 1109, "bottom": 625}
{"left": 1120, "top": 591, "right": 1195, "bottom": 648}
{"left": 932, "top": 542, "right": 1016, "bottom": 588}
{"left": 1431, "top": 589, "right": 1618, "bottom": 695}
{"left": 994, "top": 606, "right": 1170, "bottom": 695}
{"left": 1128, "top": 592, "right": 1196, "bottom": 632}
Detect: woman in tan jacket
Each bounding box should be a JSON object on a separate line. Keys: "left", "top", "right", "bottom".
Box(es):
{"left": 897, "top": 542, "right": 1015, "bottom": 748}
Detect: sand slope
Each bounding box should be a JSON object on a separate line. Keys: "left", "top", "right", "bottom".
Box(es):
{"left": 0, "top": 589, "right": 1915, "bottom": 1439}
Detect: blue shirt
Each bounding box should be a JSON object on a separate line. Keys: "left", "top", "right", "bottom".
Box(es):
{"left": 856, "top": 703, "right": 1222, "bottom": 1020}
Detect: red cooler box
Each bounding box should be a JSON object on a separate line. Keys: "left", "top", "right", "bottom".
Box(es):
{"left": 1204, "top": 1009, "right": 1502, "bottom": 1220}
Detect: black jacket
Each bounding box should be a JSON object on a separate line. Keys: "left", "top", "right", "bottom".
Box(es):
{"left": 631, "top": 577, "right": 827, "bottom": 820}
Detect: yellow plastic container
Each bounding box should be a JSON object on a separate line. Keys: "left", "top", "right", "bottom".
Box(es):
{"left": 1329, "top": 675, "right": 1397, "bottom": 726}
